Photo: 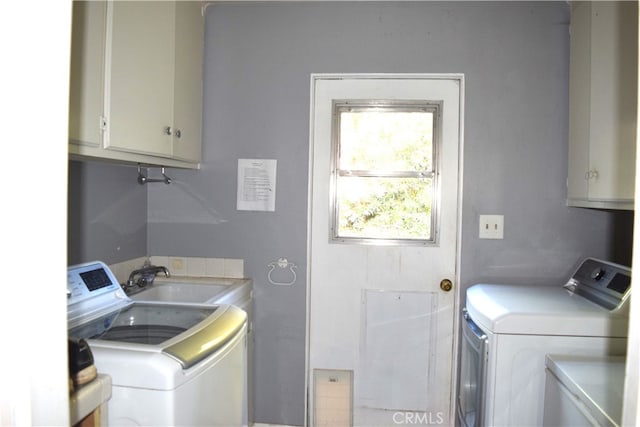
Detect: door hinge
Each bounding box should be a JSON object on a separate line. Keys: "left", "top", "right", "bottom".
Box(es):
{"left": 99, "top": 116, "right": 107, "bottom": 132}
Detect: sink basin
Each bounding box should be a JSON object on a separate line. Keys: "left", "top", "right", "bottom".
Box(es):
{"left": 131, "top": 283, "right": 229, "bottom": 303}
{"left": 130, "top": 278, "right": 252, "bottom": 308}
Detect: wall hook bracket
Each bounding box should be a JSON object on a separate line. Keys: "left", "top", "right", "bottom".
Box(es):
{"left": 137, "top": 164, "right": 172, "bottom": 185}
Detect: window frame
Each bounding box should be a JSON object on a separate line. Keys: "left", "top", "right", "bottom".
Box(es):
{"left": 329, "top": 99, "right": 442, "bottom": 246}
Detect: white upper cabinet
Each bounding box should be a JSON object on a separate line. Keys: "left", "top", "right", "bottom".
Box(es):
{"left": 171, "top": 2, "right": 205, "bottom": 162}
{"left": 105, "top": 2, "right": 176, "bottom": 158}
{"left": 68, "top": 1, "right": 203, "bottom": 168}
{"left": 567, "top": 1, "right": 638, "bottom": 210}
{"left": 69, "top": 1, "right": 106, "bottom": 149}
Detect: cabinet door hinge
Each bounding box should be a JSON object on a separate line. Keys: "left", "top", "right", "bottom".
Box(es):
{"left": 99, "top": 116, "right": 107, "bottom": 132}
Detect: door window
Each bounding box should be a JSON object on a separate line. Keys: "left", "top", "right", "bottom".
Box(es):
{"left": 331, "top": 100, "right": 441, "bottom": 244}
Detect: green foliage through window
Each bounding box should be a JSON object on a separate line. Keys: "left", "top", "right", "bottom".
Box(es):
{"left": 332, "top": 101, "right": 439, "bottom": 244}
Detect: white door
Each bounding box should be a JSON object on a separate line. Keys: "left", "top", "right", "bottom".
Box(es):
{"left": 307, "top": 74, "right": 463, "bottom": 426}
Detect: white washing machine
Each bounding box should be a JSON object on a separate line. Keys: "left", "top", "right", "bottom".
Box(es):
{"left": 67, "top": 261, "right": 248, "bottom": 426}
{"left": 457, "top": 258, "right": 631, "bottom": 427}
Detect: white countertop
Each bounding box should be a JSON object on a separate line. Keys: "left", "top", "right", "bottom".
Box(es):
{"left": 69, "top": 374, "right": 111, "bottom": 425}
{"left": 545, "top": 355, "right": 625, "bottom": 427}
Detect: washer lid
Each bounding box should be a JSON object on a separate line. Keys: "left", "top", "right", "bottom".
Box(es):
{"left": 466, "top": 284, "right": 629, "bottom": 337}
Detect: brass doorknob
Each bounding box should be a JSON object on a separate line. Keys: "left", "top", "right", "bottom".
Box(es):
{"left": 440, "top": 279, "right": 453, "bottom": 292}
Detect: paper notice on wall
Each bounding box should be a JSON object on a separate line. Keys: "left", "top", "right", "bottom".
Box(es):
{"left": 237, "top": 159, "right": 277, "bottom": 211}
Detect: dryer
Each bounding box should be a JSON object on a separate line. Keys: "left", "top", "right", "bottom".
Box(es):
{"left": 67, "top": 261, "right": 248, "bottom": 426}
{"left": 457, "top": 258, "right": 631, "bottom": 427}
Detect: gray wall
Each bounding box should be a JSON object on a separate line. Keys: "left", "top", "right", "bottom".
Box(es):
{"left": 68, "top": 2, "right": 634, "bottom": 426}
{"left": 68, "top": 160, "right": 147, "bottom": 266}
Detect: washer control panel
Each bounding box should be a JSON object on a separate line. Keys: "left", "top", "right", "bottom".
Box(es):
{"left": 68, "top": 261, "right": 121, "bottom": 302}
{"left": 67, "top": 261, "right": 129, "bottom": 327}
{"left": 570, "top": 258, "right": 631, "bottom": 310}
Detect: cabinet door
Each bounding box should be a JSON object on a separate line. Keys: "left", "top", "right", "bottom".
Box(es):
{"left": 567, "top": 1, "right": 637, "bottom": 209}
{"left": 171, "top": 2, "right": 203, "bottom": 162}
{"left": 68, "top": 1, "right": 106, "bottom": 148}
{"left": 105, "top": 1, "right": 175, "bottom": 157}
{"left": 567, "top": 1, "right": 591, "bottom": 202}
{"left": 587, "top": 1, "right": 637, "bottom": 202}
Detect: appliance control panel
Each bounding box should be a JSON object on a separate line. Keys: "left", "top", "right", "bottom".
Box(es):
{"left": 67, "top": 261, "right": 129, "bottom": 327}
{"left": 67, "top": 261, "right": 121, "bottom": 302}
{"left": 569, "top": 258, "right": 631, "bottom": 310}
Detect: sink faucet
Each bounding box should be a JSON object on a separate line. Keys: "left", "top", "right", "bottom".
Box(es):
{"left": 123, "top": 265, "right": 170, "bottom": 291}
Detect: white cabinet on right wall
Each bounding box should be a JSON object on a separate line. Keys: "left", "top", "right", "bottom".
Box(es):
{"left": 567, "top": 1, "right": 638, "bottom": 210}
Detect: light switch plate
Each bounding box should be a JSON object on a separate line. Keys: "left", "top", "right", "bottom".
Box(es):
{"left": 479, "top": 214, "right": 504, "bottom": 239}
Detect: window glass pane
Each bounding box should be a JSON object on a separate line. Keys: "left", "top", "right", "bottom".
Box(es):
{"left": 336, "top": 176, "right": 433, "bottom": 240}
{"left": 332, "top": 101, "right": 439, "bottom": 244}
{"left": 339, "top": 111, "right": 433, "bottom": 172}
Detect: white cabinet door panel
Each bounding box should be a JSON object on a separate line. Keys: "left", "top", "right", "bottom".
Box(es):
{"left": 105, "top": 1, "right": 175, "bottom": 157}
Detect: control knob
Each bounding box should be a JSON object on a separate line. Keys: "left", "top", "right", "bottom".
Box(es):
{"left": 590, "top": 267, "right": 605, "bottom": 281}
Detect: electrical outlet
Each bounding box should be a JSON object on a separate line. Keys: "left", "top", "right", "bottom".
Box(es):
{"left": 479, "top": 214, "right": 504, "bottom": 239}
